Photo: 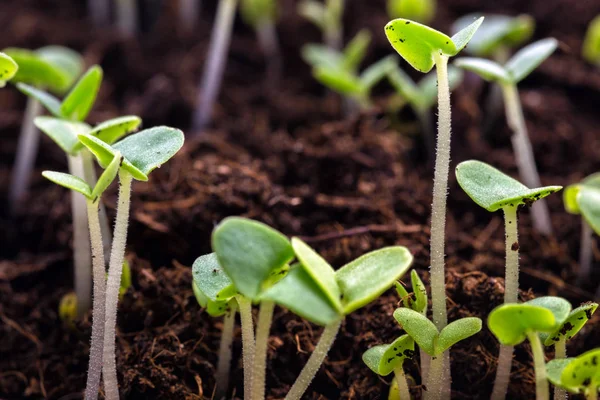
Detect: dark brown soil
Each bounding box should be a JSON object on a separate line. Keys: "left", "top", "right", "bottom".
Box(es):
{"left": 1, "top": 0, "right": 599, "bottom": 399}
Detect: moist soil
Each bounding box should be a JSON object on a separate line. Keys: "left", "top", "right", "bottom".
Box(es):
{"left": 1, "top": 0, "right": 600, "bottom": 399}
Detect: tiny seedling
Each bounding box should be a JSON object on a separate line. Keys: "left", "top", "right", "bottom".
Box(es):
{"left": 0, "top": 52, "right": 18, "bottom": 87}
{"left": 385, "top": 17, "right": 483, "bottom": 397}
{"left": 583, "top": 15, "right": 600, "bottom": 67}
{"left": 261, "top": 237, "right": 413, "bottom": 400}
{"left": 3, "top": 46, "right": 83, "bottom": 213}
{"left": 79, "top": 126, "right": 184, "bottom": 400}
{"left": 564, "top": 173, "right": 600, "bottom": 288}
{"left": 298, "top": 0, "right": 344, "bottom": 50}
{"left": 241, "top": 0, "right": 281, "bottom": 82}
{"left": 362, "top": 334, "right": 416, "bottom": 400}
{"left": 454, "top": 38, "right": 558, "bottom": 235}
{"left": 303, "top": 30, "right": 397, "bottom": 111}
{"left": 455, "top": 160, "right": 562, "bottom": 400}
{"left": 387, "top": 0, "right": 436, "bottom": 24}
{"left": 43, "top": 152, "right": 122, "bottom": 400}
{"left": 547, "top": 348, "right": 600, "bottom": 400}
{"left": 193, "top": 0, "right": 238, "bottom": 130}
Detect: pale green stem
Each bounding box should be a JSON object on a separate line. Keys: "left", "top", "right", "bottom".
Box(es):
{"left": 587, "top": 384, "right": 598, "bottom": 400}
{"left": 491, "top": 345, "right": 515, "bottom": 400}
{"left": 502, "top": 83, "right": 552, "bottom": 235}
{"left": 9, "top": 97, "right": 42, "bottom": 214}
{"left": 388, "top": 377, "right": 401, "bottom": 400}
{"left": 394, "top": 366, "right": 411, "bottom": 400}
{"left": 578, "top": 220, "right": 593, "bottom": 285}
{"left": 193, "top": 0, "right": 238, "bottom": 131}
{"left": 425, "top": 354, "right": 444, "bottom": 400}
{"left": 252, "top": 300, "right": 275, "bottom": 400}
{"left": 236, "top": 296, "right": 255, "bottom": 399}
{"left": 420, "top": 348, "right": 430, "bottom": 388}
{"left": 527, "top": 332, "right": 549, "bottom": 400}
{"left": 553, "top": 338, "right": 567, "bottom": 400}
{"left": 215, "top": 301, "right": 237, "bottom": 399}
{"left": 84, "top": 199, "right": 107, "bottom": 400}
{"left": 285, "top": 319, "right": 342, "bottom": 400}
{"left": 88, "top": 0, "right": 110, "bottom": 26}
{"left": 115, "top": 0, "right": 138, "bottom": 36}
{"left": 102, "top": 170, "right": 133, "bottom": 400}
{"left": 179, "top": 0, "right": 200, "bottom": 31}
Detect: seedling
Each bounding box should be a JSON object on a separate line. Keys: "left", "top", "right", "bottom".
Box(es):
{"left": 298, "top": 0, "right": 344, "bottom": 50}
{"left": 362, "top": 334, "right": 416, "bottom": 400}
{"left": 456, "top": 160, "right": 562, "bottom": 400}
{"left": 3, "top": 46, "right": 83, "bottom": 213}
{"left": 241, "top": 0, "right": 281, "bottom": 82}
{"left": 0, "top": 52, "right": 18, "bottom": 87}
{"left": 454, "top": 38, "right": 558, "bottom": 235}
{"left": 193, "top": 0, "right": 238, "bottom": 130}
{"left": 387, "top": 0, "right": 436, "bottom": 24}
{"left": 79, "top": 126, "right": 184, "bottom": 400}
{"left": 564, "top": 173, "right": 600, "bottom": 288}
{"left": 42, "top": 152, "right": 122, "bottom": 400}
{"left": 583, "top": 15, "right": 600, "bottom": 66}
{"left": 261, "top": 237, "right": 413, "bottom": 400}
{"left": 547, "top": 348, "right": 600, "bottom": 400}
{"left": 384, "top": 17, "right": 483, "bottom": 396}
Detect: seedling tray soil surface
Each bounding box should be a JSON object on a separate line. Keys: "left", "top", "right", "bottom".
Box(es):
{"left": 0, "top": 0, "right": 599, "bottom": 399}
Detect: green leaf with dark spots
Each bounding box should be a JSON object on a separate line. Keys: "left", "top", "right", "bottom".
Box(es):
{"left": 0, "top": 52, "right": 18, "bottom": 87}
{"left": 540, "top": 302, "right": 598, "bottom": 346}
{"left": 560, "top": 348, "right": 600, "bottom": 395}
{"left": 42, "top": 171, "right": 92, "bottom": 199}
{"left": 362, "top": 334, "right": 415, "bottom": 376}
{"left": 192, "top": 253, "right": 237, "bottom": 303}
{"left": 546, "top": 358, "right": 576, "bottom": 393}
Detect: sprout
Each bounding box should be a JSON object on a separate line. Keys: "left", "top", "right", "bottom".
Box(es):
{"left": 303, "top": 30, "right": 397, "bottom": 111}
{"left": 454, "top": 38, "right": 559, "bottom": 235}
{"left": 362, "top": 335, "right": 416, "bottom": 399}
{"left": 261, "top": 238, "right": 413, "bottom": 400}
{"left": 456, "top": 160, "right": 562, "bottom": 400}
{"left": 298, "top": 0, "right": 344, "bottom": 50}
{"left": 79, "top": 127, "right": 184, "bottom": 400}
{"left": 0, "top": 52, "right": 18, "bottom": 87}
{"left": 241, "top": 0, "right": 281, "bottom": 82}
{"left": 387, "top": 0, "right": 436, "bottom": 24}
{"left": 583, "top": 15, "right": 600, "bottom": 66}
{"left": 547, "top": 348, "right": 600, "bottom": 399}
{"left": 488, "top": 297, "right": 572, "bottom": 400}
{"left": 384, "top": 17, "right": 483, "bottom": 398}
{"left": 3, "top": 46, "right": 83, "bottom": 214}
{"left": 193, "top": 0, "right": 238, "bottom": 131}
{"left": 43, "top": 151, "right": 122, "bottom": 400}
{"left": 563, "top": 173, "right": 600, "bottom": 290}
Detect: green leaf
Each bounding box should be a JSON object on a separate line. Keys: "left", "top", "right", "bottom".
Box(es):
{"left": 291, "top": 238, "right": 342, "bottom": 312}
{"left": 60, "top": 65, "right": 103, "bottom": 121}
{"left": 387, "top": 0, "right": 436, "bottom": 24}
{"left": 360, "top": 56, "right": 397, "bottom": 90}
{"left": 90, "top": 116, "right": 142, "bottom": 143}
{"left": 34, "top": 117, "right": 91, "bottom": 155}
{"left": 487, "top": 303, "right": 557, "bottom": 346}
{"left": 455, "top": 160, "right": 562, "bottom": 212}
{"left": 240, "top": 0, "right": 277, "bottom": 27}
{"left": 314, "top": 65, "right": 364, "bottom": 95}
{"left": 454, "top": 57, "right": 511, "bottom": 84}
{"left": 0, "top": 52, "right": 18, "bottom": 87}
{"left": 192, "top": 280, "right": 209, "bottom": 307}
{"left": 16, "top": 83, "right": 62, "bottom": 117}
{"left": 395, "top": 281, "right": 411, "bottom": 308}
{"left": 583, "top": 15, "right": 600, "bottom": 66}
{"left": 336, "top": 246, "right": 413, "bottom": 314}
{"left": 297, "top": 0, "right": 325, "bottom": 30}
{"left": 362, "top": 335, "right": 415, "bottom": 376}
{"left": 451, "top": 17, "right": 485, "bottom": 54}
{"left": 192, "top": 253, "right": 237, "bottom": 303}
{"left": 547, "top": 358, "right": 576, "bottom": 392}
{"left": 505, "top": 38, "right": 557, "bottom": 83}
{"left": 436, "top": 317, "right": 482, "bottom": 354}
{"left": 393, "top": 307, "right": 437, "bottom": 355}
{"left": 302, "top": 44, "right": 344, "bottom": 69}
{"left": 261, "top": 265, "right": 342, "bottom": 326}
{"left": 35, "top": 46, "right": 83, "bottom": 86}
{"left": 343, "top": 30, "right": 371, "bottom": 72}
{"left": 42, "top": 171, "right": 92, "bottom": 198}
{"left": 119, "top": 259, "right": 132, "bottom": 300}
{"left": 78, "top": 134, "right": 116, "bottom": 169}
{"left": 452, "top": 14, "right": 534, "bottom": 56}
{"left": 578, "top": 186, "right": 600, "bottom": 235}
{"left": 540, "top": 302, "right": 598, "bottom": 346}
{"left": 526, "top": 296, "right": 571, "bottom": 325}
{"left": 410, "top": 270, "right": 428, "bottom": 314}
{"left": 416, "top": 65, "right": 464, "bottom": 109}
{"left": 560, "top": 348, "right": 600, "bottom": 395}
{"left": 212, "top": 217, "right": 294, "bottom": 300}
{"left": 91, "top": 152, "right": 122, "bottom": 199}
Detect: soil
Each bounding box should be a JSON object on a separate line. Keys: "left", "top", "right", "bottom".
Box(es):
{"left": 1, "top": 0, "right": 599, "bottom": 399}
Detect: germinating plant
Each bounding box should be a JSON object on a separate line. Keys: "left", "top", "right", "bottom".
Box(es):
{"left": 547, "top": 348, "right": 600, "bottom": 400}
{"left": 298, "top": 0, "right": 344, "bottom": 50}
{"left": 3, "top": 46, "right": 83, "bottom": 213}
{"left": 0, "top": 52, "right": 18, "bottom": 87}
{"left": 583, "top": 15, "right": 600, "bottom": 67}
{"left": 384, "top": 16, "right": 483, "bottom": 396}
{"left": 455, "top": 160, "right": 562, "bottom": 400}
{"left": 362, "top": 334, "right": 415, "bottom": 400}
{"left": 193, "top": 0, "right": 238, "bottom": 130}
{"left": 79, "top": 126, "right": 184, "bottom": 400}
{"left": 387, "top": 0, "right": 436, "bottom": 24}
{"left": 454, "top": 38, "right": 558, "bottom": 235}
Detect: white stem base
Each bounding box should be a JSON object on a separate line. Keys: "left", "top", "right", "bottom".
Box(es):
{"left": 490, "top": 345, "right": 515, "bottom": 400}
{"left": 252, "top": 300, "right": 274, "bottom": 400}
{"left": 237, "top": 296, "right": 255, "bottom": 399}
{"left": 215, "top": 302, "right": 236, "bottom": 399}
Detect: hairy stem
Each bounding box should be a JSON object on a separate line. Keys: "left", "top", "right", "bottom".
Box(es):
{"left": 236, "top": 295, "right": 255, "bottom": 398}
{"left": 491, "top": 345, "right": 515, "bottom": 400}
{"left": 425, "top": 354, "right": 444, "bottom": 400}
{"left": 578, "top": 220, "right": 594, "bottom": 285}
{"left": 553, "top": 338, "right": 567, "bottom": 400}
{"left": 102, "top": 170, "right": 133, "bottom": 400}
{"left": 528, "top": 332, "right": 549, "bottom": 400}
{"left": 285, "top": 319, "right": 342, "bottom": 400}
{"left": 179, "top": 0, "right": 201, "bottom": 31}
{"left": 420, "top": 348, "right": 430, "bottom": 388}
{"left": 502, "top": 83, "right": 552, "bottom": 235}
{"left": 84, "top": 199, "right": 107, "bottom": 400}
{"left": 503, "top": 206, "right": 520, "bottom": 303}
{"left": 215, "top": 301, "right": 237, "bottom": 399}
{"left": 115, "top": 0, "right": 138, "bottom": 36}
{"left": 88, "top": 0, "right": 110, "bottom": 26}
{"left": 193, "top": 0, "right": 238, "bottom": 131}
{"left": 68, "top": 154, "right": 93, "bottom": 316}
{"left": 252, "top": 300, "right": 275, "bottom": 400}
{"left": 394, "top": 366, "right": 411, "bottom": 400}
{"left": 9, "top": 97, "right": 42, "bottom": 214}
{"left": 256, "top": 20, "right": 282, "bottom": 85}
